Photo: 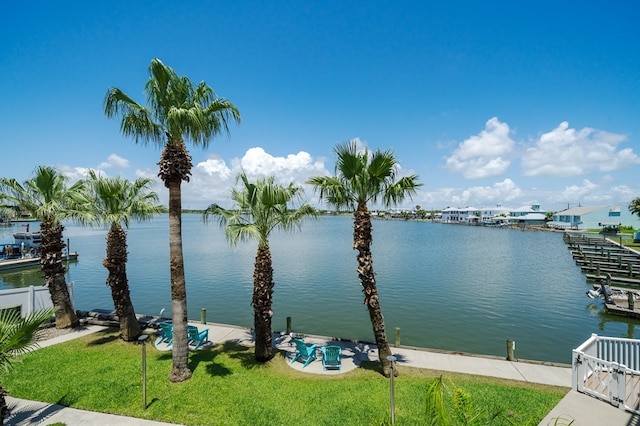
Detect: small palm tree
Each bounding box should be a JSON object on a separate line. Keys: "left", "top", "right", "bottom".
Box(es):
{"left": 308, "top": 141, "right": 421, "bottom": 377}
{"left": 629, "top": 197, "right": 640, "bottom": 218}
{"left": 0, "top": 166, "right": 84, "bottom": 329}
{"left": 84, "top": 170, "right": 164, "bottom": 341}
{"left": 203, "top": 173, "right": 317, "bottom": 361}
{"left": 0, "top": 308, "right": 55, "bottom": 425}
{"left": 105, "top": 58, "right": 240, "bottom": 382}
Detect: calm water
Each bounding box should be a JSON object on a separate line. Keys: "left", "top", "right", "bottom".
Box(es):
{"left": 1, "top": 215, "right": 638, "bottom": 364}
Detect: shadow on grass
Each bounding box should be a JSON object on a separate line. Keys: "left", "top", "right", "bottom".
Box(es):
{"left": 357, "top": 360, "right": 384, "bottom": 375}
{"left": 85, "top": 330, "right": 121, "bottom": 346}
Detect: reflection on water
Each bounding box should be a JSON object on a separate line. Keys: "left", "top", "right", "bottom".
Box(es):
{"left": 1, "top": 214, "right": 639, "bottom": 364}
{"left": 0, "top": 267, "right": 44, "bottom": 288}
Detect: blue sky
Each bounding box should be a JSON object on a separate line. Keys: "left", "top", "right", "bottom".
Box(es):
{"left": 2, "top": 1, "right": 639, "bottom": 212}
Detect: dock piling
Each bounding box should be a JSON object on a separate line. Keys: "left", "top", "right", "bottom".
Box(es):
{"left": 506, "top": 339, "right": 516, "bottom": 361}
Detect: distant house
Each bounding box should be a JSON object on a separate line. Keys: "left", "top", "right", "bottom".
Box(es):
{"left": 549, "top": 205, "right": 640, "bottom": 231}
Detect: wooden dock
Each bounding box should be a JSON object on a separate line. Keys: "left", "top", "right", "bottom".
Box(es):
{"left": 565, "top": 233, "right": 640, "bottom": 318}
{"left": 0, "top": 252, "right": 79, "bottom": 271}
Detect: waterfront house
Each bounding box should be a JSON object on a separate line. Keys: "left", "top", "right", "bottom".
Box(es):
{"left": 549, "top": 205, "right": 640, "bottom": 231}
{"left": 440, "top": 205, "right": 547, "bottom": 225}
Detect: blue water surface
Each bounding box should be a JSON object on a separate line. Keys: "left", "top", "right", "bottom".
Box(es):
{"left": 1, "top": 215, "right": 637, "bottom": 364}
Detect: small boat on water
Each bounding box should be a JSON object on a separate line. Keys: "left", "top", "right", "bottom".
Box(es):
{"left": 586, "top": 281, "right": 640, "bottom": 305}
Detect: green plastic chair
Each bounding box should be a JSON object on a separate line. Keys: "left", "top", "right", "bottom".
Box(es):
{"left": 187, "top": 325, "right": 210, "bottom": 350}
{"left": 156, "top": 322, "right": 173, "bottom": 347}
{"left": 291, "top": 338, "right": 317, "bottom": 368}
{"left": 321, "top": 345, "right": 342, "bottom": 371}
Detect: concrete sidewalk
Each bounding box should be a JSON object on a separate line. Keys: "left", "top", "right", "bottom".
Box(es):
{"left": 6, "top": 322, "right": 638, "bottom": 425}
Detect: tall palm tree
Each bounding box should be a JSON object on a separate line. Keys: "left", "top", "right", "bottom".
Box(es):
{"left": 203, "top": 173, "right": 317, "bottom": 361}
{"left": 0, "top": 307, "right": 55, "bottom": 425}
{"left": 0, "top": 166, "right": 84, "bottom": 329}
{"left": 629, "top": 197, "right": 640, "bottom": 218}
{"left": 307, "top": 141, "right": 421, "bottom": 377}
{"left": 84, "top": 170, "right": 164, "bottom": 341}
{"left": 104, "top": 58, "right": 240, "bottom": 382}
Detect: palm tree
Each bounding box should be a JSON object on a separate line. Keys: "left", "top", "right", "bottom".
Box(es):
{"left": 0, "top": 307, "right": 55, "bottom": 425}
{"left": 0, "top": 166, "right": 84, "bottom": 329}
{"left": 203, "top": 173, "right": 317, "bottom": 361}
{"left": 307, "top": 141, "right": 421, "bottom": 377}
{"left": 630, "top": 198, "right": 640, "bottom": 218}
{"left": 104, "top": 58, "right": 240, "bottom": 382}
{"left": 84, "top": 170, "right": 164, "bottom": 341}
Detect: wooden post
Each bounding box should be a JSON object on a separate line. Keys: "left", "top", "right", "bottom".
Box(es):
{"left": 201, "top": 308, "right": 206, "bottom": 324}
{"left": 506, "top": 340, "right": 516, "bottom": 361}
{"left": 286, "top": 316, "right": 292, "bottom": 334}
{"left": 628, "top": 292, "right": 635, "bottom": 310}
{"left": 630, "top": 263, "right": 634, "bottom": 277}
{"left": 394, "top": 327, "right": 401, "bottom": 347}
{"left": 596, "top": 264, "right": 601, "bottom": 277}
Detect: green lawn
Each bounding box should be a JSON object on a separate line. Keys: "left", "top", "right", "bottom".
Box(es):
{"left": 2, "top": 330, "right": 567, "bottom": 425}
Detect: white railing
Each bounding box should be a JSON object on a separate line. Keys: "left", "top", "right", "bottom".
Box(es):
{"left": 0, "top": 283, "right": 75, "bottom": 317}
{"left": 573, "top": 333, "right": 640, "bottom": 413}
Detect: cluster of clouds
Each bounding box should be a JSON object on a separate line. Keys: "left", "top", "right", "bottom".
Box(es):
{"left": 441, "top": 117, "right": 639, "bottom": 209}
{"left": 66, "top": 119, "right": 639, "bottom": 212}
{"left": 445, "top": 117, "right": 639, "bottom": 180}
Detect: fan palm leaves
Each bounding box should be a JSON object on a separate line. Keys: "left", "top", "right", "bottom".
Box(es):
{"left": 307, "top": 140, "right": 421, "bottom": 377}
{"left": 203, "top": 173, "right": 317, "bottom": 361}
{"left": 83, "top": 170, "right": 164, "bottom": 341}
{"left": 0, "top": 166, "right": 86, "bottom": 329}
{"left": 105, "top": 58, "right": 240, "bottom": 382}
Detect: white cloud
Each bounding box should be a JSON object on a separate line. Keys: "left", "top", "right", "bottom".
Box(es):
{"left": 98, "top": 153, "right": 130, "bottom": 169}
{"left": 522, "top": 122, "right": 638, "bottom": 177}
{"left": 549, "top": 179, "right": 606, "bottom": 204}
{"left": 196, "top": 156, "right": 233, "bottom": 180}
{"left": 452, "top": 178, "right": 522, "bottom": 206}
{"left": 418, "top": 179, "right": 523, "bottom": 208}
{"left": 236, "top": 147, "right": 326, "bottom": 181}
{"left": 445, "top": 117, "right": 514, "bottom": 179}
{"left": 179, "top": 147, "right": 330, "bottom": 209}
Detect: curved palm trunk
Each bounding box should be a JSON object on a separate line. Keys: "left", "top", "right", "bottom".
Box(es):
{"left": 40, "top": 218, "right": 78, "bottom": 329}
{"left": 103, "top": 223, "right": 140, "bottom": 341}
{"left": 354, "top": 205, "right": 394, "bottom": 377}
{"left": 253, "top": 243, "right": 274, "bottom": 362}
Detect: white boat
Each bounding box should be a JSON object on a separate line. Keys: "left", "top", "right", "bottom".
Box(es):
{"left": 13, "top": 231, "right": 42, "bottom": 249}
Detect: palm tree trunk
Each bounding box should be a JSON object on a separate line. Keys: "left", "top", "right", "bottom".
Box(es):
{"left": 167, "top": 179, "right": 192, "bottom": 382}
{"left": 354, "top": 205, "right": 394, "bottom": 377}
{"left": 40, "top": 218, "right": 78, "bottom": 329}
{"left": 104, "top": 224, "right": 140, "bottom": 341}
{"left": 253, "top": 243, "right": 274, "bottom": 362}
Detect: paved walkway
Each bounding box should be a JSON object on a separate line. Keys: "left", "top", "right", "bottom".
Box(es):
{"left": 6, "top": 322, "right": 639, "bottom": 425}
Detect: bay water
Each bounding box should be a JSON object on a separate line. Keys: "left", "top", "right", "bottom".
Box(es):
{"left": 1, "top": 215, "right": 637, "bottom": 364}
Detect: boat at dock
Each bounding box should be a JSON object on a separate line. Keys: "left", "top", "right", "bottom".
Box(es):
{"left": 12, "top": 231, "right": 42, "bottom": 249}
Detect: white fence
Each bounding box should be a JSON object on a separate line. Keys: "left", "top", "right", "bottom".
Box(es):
{"left": 573, "top": 333, "right": 640, "bottom": 413}
{"left": 0, "top": 283, "right": 74, "bottom": 317}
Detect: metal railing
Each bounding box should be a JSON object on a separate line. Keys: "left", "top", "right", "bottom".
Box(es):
{"left": 573, "top": 333, "right": 640, "bottom": 413}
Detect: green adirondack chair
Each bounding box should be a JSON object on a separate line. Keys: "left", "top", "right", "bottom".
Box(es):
{"left": 156, "top": 322, "right": 173, "bottom": 347}
{"left": 321, "top": 345, "right": 342, "bottom": 371}
{"left": 291, "top": 338, "right": 317, "bottom": 368}
{"left": 187, "top": 325, "right": 210, "bottom": 350}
